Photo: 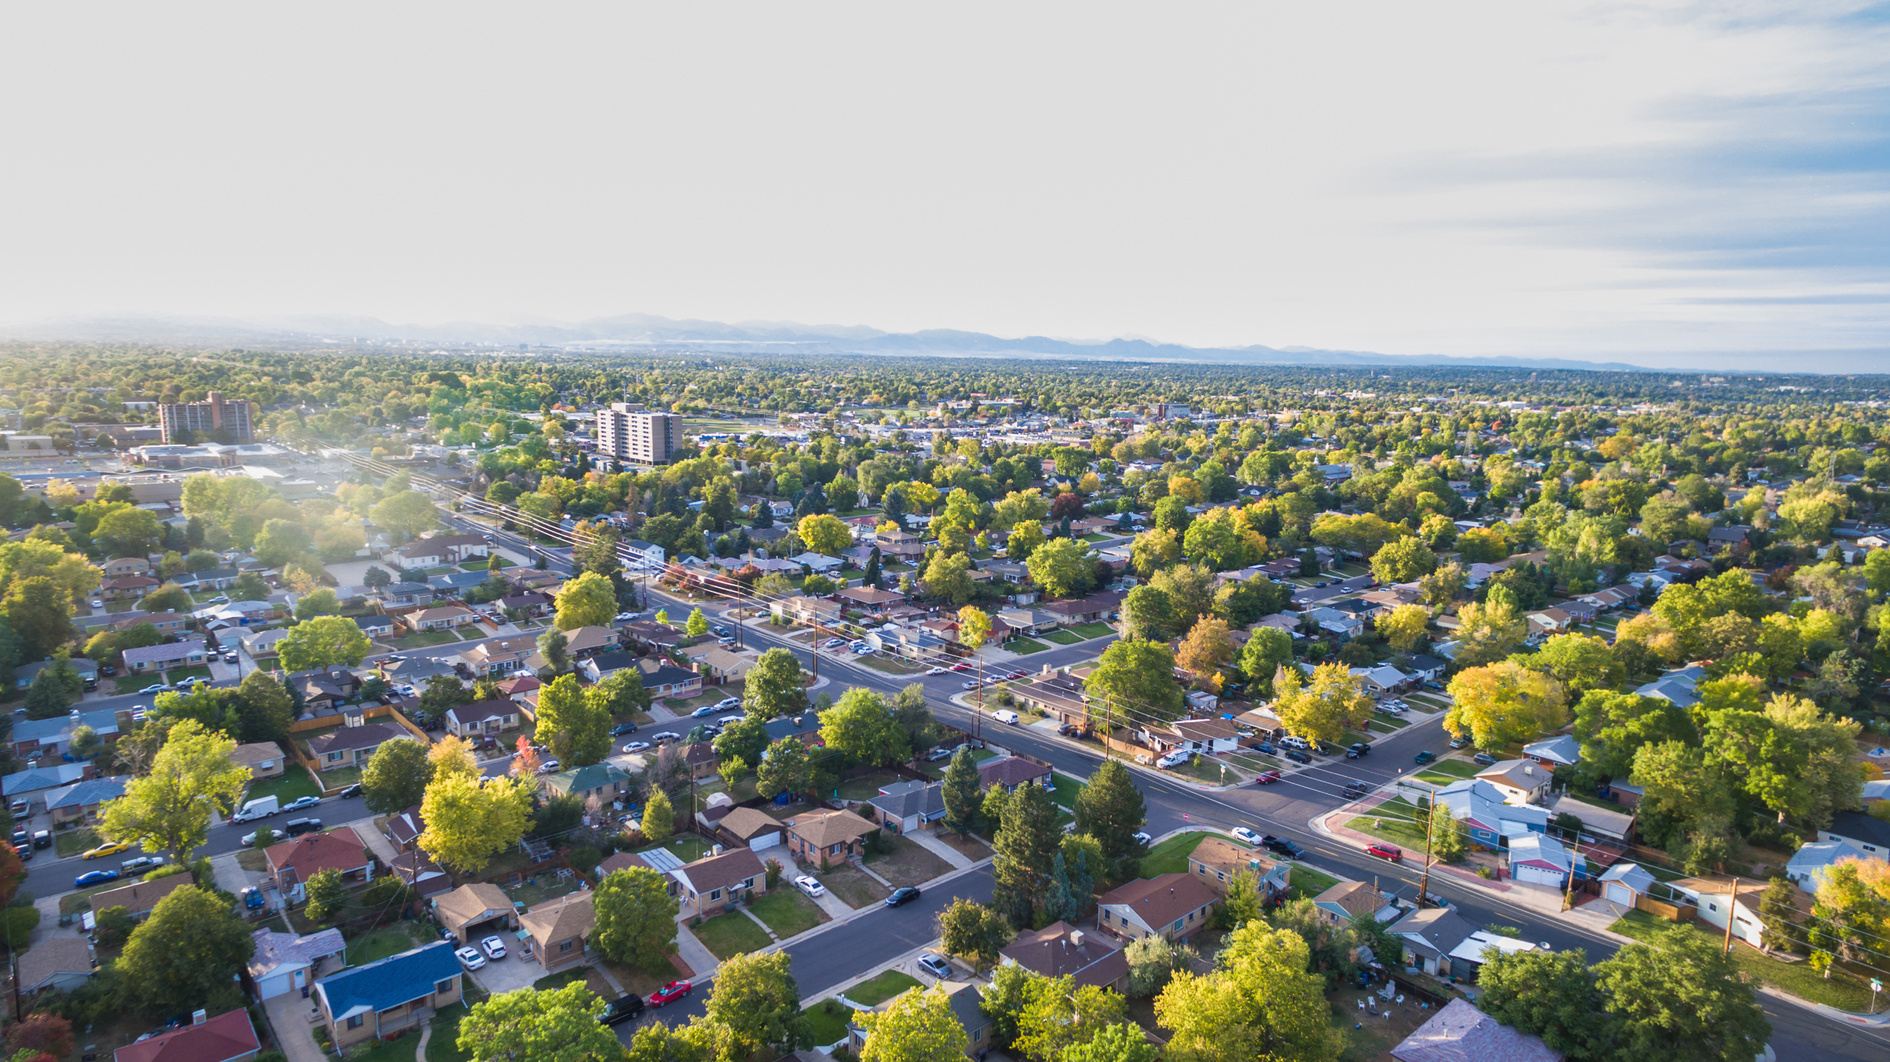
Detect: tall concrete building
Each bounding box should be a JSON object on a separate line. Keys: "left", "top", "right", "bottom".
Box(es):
{"left": 158, "top": 391, "right": 253, "bottom": 444}
{"left": 596, "top": 403, "right": 682, "bottom": 465}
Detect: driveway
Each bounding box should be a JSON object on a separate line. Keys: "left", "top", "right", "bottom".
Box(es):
{"left": 471, "top": 951, "right": 553, "bottom": 994}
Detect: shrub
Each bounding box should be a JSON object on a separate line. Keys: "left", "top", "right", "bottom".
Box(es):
{"left": 764, "top": 857, "right": 783, "bottom": 888}
{"left": 1476, "top": 866, "right": 1494, "bottom": 879}
{"left": 568, "top": 845, "right": 603, "bottom": 872}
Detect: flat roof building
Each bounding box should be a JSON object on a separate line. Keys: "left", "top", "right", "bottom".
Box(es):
{"left": 158, "top": 391, "right": 254, "bottom": 444}
{"left": 596, "top": 403, "right": 681, "bottom": 466}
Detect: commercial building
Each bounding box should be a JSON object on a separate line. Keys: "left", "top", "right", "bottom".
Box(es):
{"left": 596, "top": 403, "right": 681, "bottom": 465}
{"left": 158, "top": 391, "right": 253, "bottom": 444}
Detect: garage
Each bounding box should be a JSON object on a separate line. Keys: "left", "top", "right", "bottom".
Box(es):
{"left": 1597, "top": 862, "right": 1655, "bottom": 908}
{"left": 434, "top": 882, "right": 517, "bottom": 944}
{"left": 1507, "top": 835, "right": 1573, "bottom": 889}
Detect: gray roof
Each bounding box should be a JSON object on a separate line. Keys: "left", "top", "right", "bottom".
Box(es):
{"left": 15, "top": 707, "right": 122, "bottom": 747}
{"left": 868, "top": 780, "right": 946, "bottom": 822}
{"left": 1826, "top": 809, "right": 1890, "bottom": 850}
{"left": 247, "top": 927, "right": 345, "bottom": 982}
{"left": 2, "top": 762, "right": 88, "bottom": 796}
{"left": 44, "top": 777, "right": 127, "bottom": 811}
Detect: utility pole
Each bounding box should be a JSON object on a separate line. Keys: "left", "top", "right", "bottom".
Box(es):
{"left": 1724, "top": 877, "right": 1740, "bottom": 954}
{"left": 1417, "top": 797, "right": 1436, "bottom": 907}
{"left": 974, "top": 647, "right": 984, "bottom": 743}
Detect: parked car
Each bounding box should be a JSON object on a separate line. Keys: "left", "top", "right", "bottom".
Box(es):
{"left": 1448, "top": 735, "right": 1471, "bottom": 749}
{"left": 282, "top": 817, "right": 322, "bottom": 838}
{"left": 480, "top": 935, "right": 508, "bottom": 960}
{"left": 962, "top": 679, "right": 983, "bottom": 691}
{"left": 794, "top": 875, "right": 825, "bottom": 898}
{"left": 537, "top": 759, "right": 561, "bottom": 774}
{"left": 120, "top": 855, "right": 166, "bottom": 872}
{"left": 8, "top": 828, "right": 25, "bottom": 848}
{"left": 949, "top": 662, "right": 970, "bottom": 672}
{"left": 1056, "top": 723, "right": 1079, "bottom": 737}
{"left": 711, "top": 626, "right": 730, "bottom": 638}
{"left": 690, "top": 705, "right": 718, "bottom": 718}
{"left": 82, "top": 841, "right": 132, "bottom": 860}
{"left": 917, "top": 953, "right": 952, "bottom": 979}
{"left": 336, "top": 784, "right": 363, "bottom": 799}
{"left": 651, "top": 732, "right": 681, "bottom": 744}
{"left": 282, "top": 796, "right": 321, "bottom": 812}
{"left": 1156, "top": 750, "right": 1191, "bottom": 769}
{"left": 599, "top": 995, "right": 646, "bottom": 1025}
{"left": 223, "top": 651, "right": 239, "bottom": 663}
{"left": 885, "top": 886, "right": 922, "bottom": 907}
{"left": 649, "top": 980, "right": 694, "bottom": 1007}
{"left": 925, "top": 666, "right": 947, "bottom": 675}
{"left": 1253, "top": 770, "right": 1282, "bottom": 785}
{"left": 1345, "top": 742, "right": 1371, "bottom": 759}
{"left": 714, "top": 697, "right": 740, "bottom": 710}
{"left": 925, "top": 745, "right": 958, "bottom": 762}
{"left": 455, "top": 946, "right": 487, "bottom": 970}
{"left": 31, "top": 830, "right": 50, "bottom": 849}
{"left": 623, "top": 741, "right": 651, "bottom": 754}
{"left": 1283, "top": 749, "right": 1312, "bottom": 764}
{"left": 1342, "top": 781, "right": 1369, "bottom": 798}
{"left": 610, "top": 722, "right": 639, "bottom": 736}
{"left": 1366, "top": 843, "right": 1403, "bottom": 863}
{"left": 74, "top": 869, "right": 120, "bottom": 888}
{"left": 137, "top": 683, "right": 169, "bottom": 695}
{"left": 1472, "top": 751, "right": 1497, "bottom": 766}
{"left": 1413, "top": 750, "right": 1436, "bottom": 765}
{"left": 1230, "top": 826, "right": 1263, "bottom": 845}
{"left": 1263, "top": 836, "right": 1305, "bottom": 859}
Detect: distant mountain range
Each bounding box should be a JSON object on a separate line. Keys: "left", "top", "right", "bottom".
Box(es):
{"left": 0, "top": 310, "right": 1811, "bottom": 373}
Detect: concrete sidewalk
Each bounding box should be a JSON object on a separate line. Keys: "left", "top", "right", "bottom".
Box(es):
{"left": 672, "top": 921, "right": 718, "bottom": 979}
{"left": 352, "top": 814, "right": 404, "bottom": 870}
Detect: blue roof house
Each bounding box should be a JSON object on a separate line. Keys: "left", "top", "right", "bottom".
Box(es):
{"left": 314, "top": 942, "right": 463, "bottom": 1053}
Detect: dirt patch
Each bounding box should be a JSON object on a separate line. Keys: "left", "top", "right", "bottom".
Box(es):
{"left": 1329, "top": 985, "right": 1433, "bottom": 1062}
{"left": 866, "top": 835, "right": 954, "bottom": 887}
{"left": 932, "top": 831, "right": 990, "bottom": 862}
{"left": 816, "top": 863, "right": 889, "bottom": 908}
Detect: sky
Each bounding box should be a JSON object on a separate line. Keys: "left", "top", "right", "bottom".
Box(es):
{"left": 1, "top": 2, "right": 1887, "bottom": 370}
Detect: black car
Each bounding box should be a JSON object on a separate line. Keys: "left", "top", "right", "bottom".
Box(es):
{"left": 336, "top": 784, "right": 363, "bottom": 799}
{"left": 1283, "top": 748, "right": 1312, "bottom": 764}
{"left": 1263, "top": 836, "right": 1305, "bottom": 859}
{"left": 283, "top": 817, "right": 322, "bottom": 838}
{"left": 1471, "top": 751, "right": 1497, "bottom": 766}
{"left": 1342, "top": 781, "right": 1369, "bottom": 798}
{"left": 1056, "top": 723, "right": 1079, "bottom": 737}
{"left": 599, "top": 995, "right": 647, "bottom": 1026}
{"left": 610, "top": 722, "right": 639, "bottom": 736}
{"left": 885, "top": 887, "right": 922, "bottom": 908}
{"left": 1345, "top": 742, "right": 1371, "bottom": 759}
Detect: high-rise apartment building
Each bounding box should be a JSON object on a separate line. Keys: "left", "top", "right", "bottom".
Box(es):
{"left": 158, "top": 391, "right": 254, "bottom": 443}
{"left": 596, "top": 403, "right": 682, "bottom": 465}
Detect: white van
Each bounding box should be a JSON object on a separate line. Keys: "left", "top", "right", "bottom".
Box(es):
{"left": 991, "top": 710, "right": 1020, "bottom": 725}
{"left": 1156, "top": 749, "right": 1192, "bottom": 768}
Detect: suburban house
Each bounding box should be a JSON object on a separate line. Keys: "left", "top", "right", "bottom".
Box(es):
{"left": 867, "top": 779, "right": 948, "bottom": 834}
{"left": 240, "top": 628, "right": 293, "bottom": 659}
{"left": 1816, "top": 810, "right": 1890, "bottom": 863}
{"left": 1508, "top": 834, "right": 1575, "bottom": 888}
{"left": 113, "top": 610, "right": 189, "bottom": 635}
{"left": 1786, "top": 841, "right": 1871, "bottom": 894}
{"left": 711, "top": 807, "right": 789, "bottom": 851}
{"left": 638, "top": 660, "right": 702, "bottom": 699}
{"left": 382, "top": 806, "right": 425, "bottom": 851}
{"left": 230, "top": 741, "right": 286, "bottom": 780}
{"left": 121, "top": 639, "right": 209, "bottom": 674}
{"left": 265, "top": 826, "right": 375, "bottom": 895}
{"left": 1042, "top": 590, "right": 1123, "bottom": 625}
{"left": 837, "top": 585, "right": 905, "bottom": 610}
{"left": 771, "top": 595, "right": 841, "bottom": 627}
{"left": 436, "top": 882, "right": 517, "bottom": 941}
{"left": 307, "top": 722, "right": 410, "bottom": 771}
{"left": 352, "top": 613, "right": 398, "bottom": 639}
{"left": 578, "top": 650, "right": 639, "bottom": 683}
{"left": 520, "top": 892, "right": 596, "bottom": 972}
{"left": 16, "top": 937, "right": 95, "bottom": 998}
{"left": 459, "top": 636, "right": 535, "bottom": 677}
{"left": 1433, "top": 779, "right": 1549, "bottom": 848}
{"left": 561, "top": 624, "right": 623, "bottom": 658}
{"left": 407, "top": 605, "right": 476, "bottom": 632}
{"left": 1668, "top": 877, "right": 1793, "bottom": 948}
{"left": 44, "top": 776, "right": 127, "bottom": 825}
{"left": 113, "top": 1010, "right": 260, "bottom": 1062}
{"left": 100, "top": 575, "right": 160, "bottom": 602}
{"left": 313, "top": 942, "right": 463, "bottom": 1051}
{"left": 1393, "top": 908, "right": 1477, "bottom": 979}
{"left": 1597, "top": 863, "right": 1657, "bottom": 907}
{"left": 848, "top": 981, "right": 992, "bottom": 1060}
{"left": 1096, "top": 873, "right": 1220, "bottom": 941}
{"left": 540, "top": 763, "right": 633, "bottom": 804}
{"left": 1475, "top": 760, "right": 1553, "bottom": 806}
{"left": 764, "top": 714, "right": 824, "bottom": 749}
{"left": 443, "top": 699, "right": 522, "bottom": 738}
{"left": 2, "top": 761, "right": 93, "bottom": 801}
{"left": 1543, "top": 792, "right": 1635, "bottom": 843}
{"left": 88, "top": 872, "right": 194, "bottom": 920}
{"left": 1389, "top": 998, "right": 1563, "bottom": 1062}
{"left": 692, "top": 646, "right": 759, "bottom": 683}
{"left": 999, "top": 922, "right": 1129, "bottom": 992}
{"left": 17, "top": 656, "right": 100, "bottom": 690}
{"left": 1187, "top": 836, "right": 1291, "bottom": 899}
{"left": 246, "top": 927, "right": 345, "bottom": 1000}
{"left": 977, "top": 756, "right": 1053, "bottom": 793}
{"left": 499, "top": 591, "right": 553, "bottom": 617}
{"left": 1311, "top": 881, "right": 1395, "bottom": 926}
{"left": 1169, "top": 717, "right": 1240, "bottom": 755}
{"left": 1521, "top": 734, "right": 1581, "bottom": 769}
{"left": 672, "top": 847, "right": 767, "bottom": 918}
{"left": 390, "top": 850, "right": 452, "bottom": 898}
{"left": 785, "top": 808, "right": 878, "bottom": 864}
{"left": 101, "top": 556, "right": 151, "bottom": 578}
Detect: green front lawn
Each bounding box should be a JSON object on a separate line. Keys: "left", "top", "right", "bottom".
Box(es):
{"left": 1609, "top": 909, "right": 1879, "bottom": 1011}
{"left": 389, "top": 629, "right": 463, "bottom": 650}
{"left": 802, "top": 999, "right": 854, "bottom": 1047}
{"left": 316, "top": 765, "right": 363, "bottom": 788}
{"left": 56, "top": 828, "right": 103, "bottom": 858}
{"left": 462, "top": 556, "right": 513, "bottom": 570}
{"left": 1004, "top": 638, "right": 1051, "bottom": 655}
{"left": 1041, "top": 629, "right": 1082, "bottom": 645}
{"left": 345, "top": 922, "right": 434, "bottom": 966}
{"left": 244, "top": 770, "right": 322, "bottom": 804}
{"left": 1141, "top": 832, "right": 1209, "bottom": 877}
{"left": 847, "top": 969, "right": 921, "bottom": 1006}
{"left": 1286, "top": 864, "right": 1341, "bottom": 901}
{"left": 1422, "top": 759, "right": 1480, "bottom": 779}
{"left": 167, "top": 665, "right": 213, "bottom": 685}
{"left": 115, "top": 674, "right": 161, "bottom": 695}
{"left": 693, "top": 910, "right": 772, "bottom": 959}
{"left": 1067, "top": 622, "right": 1115, "bottom": 640}
{"left": 1371, "top": 711, "right": 1410, "bottom": 729}
{"left": 1049, "top": 771, "right": 1086, "bottom": 809}
{"left": 1349, "top": 796, "right": 1431, "bottom": 849}
{"left": 747, "top": 889, "right": 827, "bottom": 939}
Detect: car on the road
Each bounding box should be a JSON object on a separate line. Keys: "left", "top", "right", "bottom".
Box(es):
{"left": 962, "top": 679, "right": 982, "bottom": 690}
{"left": 691, "top": 705, "right": 718, "bottom": 718}
{"left": 455, "top": 946, "right": 487, "bottom": 970}
{"left": 1132, "top": 831, "right": 1153, "bottom": 846}
{"left": 885, "top": 886, "right": 922, "bottom": 907}
{"left": 481, "top": 936, "right": 508, "bottom": 960}
{"left": 917, "top": 953, "right": 953, "bottom": 979}
{"left": 1341, "top": 781, "right": 1370, "bottom": 798}
{"left": 649, "top": 980, "right": 694, "bottom": 1007}
{"left": 282, "top": 817, "right": 322, "bottom": 837}
{"left": 651, "top": 732, "right": 681, "bottom": 744}
{"left": 1230, "top": 826, "right": 1264, "bottom": 845}
{"left": 1471, "top": 751, "right": 1497, "bottom": 766}
{"left": 926, "top": 666, "right": 947, "bottom": 675}
{"left": 74, "top": 869, "right": 120, "bottom": 888}
{"left": 1283, "top": 749, "right": 1312, "bottom": 764}
{"left": 120, "top": 855, "right": 166, "bottom": 872}
{"left": 82, "top": 841, "right": 132, "bottom": 860}
{"left": 623, "top": 741, "right": 651, "bottom": 754}
{"left": 1263, "top": 836, "right": 1305, "bottom": 859}
{"left": 1253, "top": 770, "right": 1282, "bottom": 785}
{"left": 336, "top": 784, "right": 363, "bottom": 799}
{"left": 241, "top": 830, "right": 263, "bottom": 846}
{"left": 1345, "top": 742, "right": 1371, "bottom": 759}
{"left": 599, "top": 994, "right": 646, "bottom": 1025}
{"left": 137, "top": 683, "right": 170, "bottom": 695}
{"left": 536, "top": 759, "right": 561, "bottom": 774}
{"left": 1366, "top": 843, "right": 1403, "bottom": 863}
{"left": 711, "top": 625, "right": 730, "bottom": 637}
{"left": 719, "top": 715, "right": 743, "bottom": 726}
{"left": 794, "top": 875, "right": 825, "bottom": 898}
{"left": 615, "top": 611, "right": 640, "bottom": 622}
{"left": 950, "top": 662, "right": 970, "bottom": 672}
{"left": 282, "top": 796, "right": 321, "bottom": 812}
{"left": 714, "top": 697, "right": 741, "bottom": 710}
{"left": 1413, "top": 750, "right": 1436, "bottom": 765}
{"left": 610, "top": 722, "right": 639, "bottom": 736}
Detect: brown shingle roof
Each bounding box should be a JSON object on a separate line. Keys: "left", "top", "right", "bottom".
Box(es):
{"left": 719, "top": 807, "right": 788, "bottom": 842}
{"left": 112, "top": 1009, "right": 259, "bottom": 1062}
{"left": 978, "top": 756, "right": 1052, "bottom": 789}
{"left": 786, "top": 808, "right": 878, "bottom": 848}
{"left": 520, "top": 891, "right": 594, "bottom": 949}
{"left": 265, "top": 826, "right": 371, "bottom": 885}
{"left": 1000, "top": 921, "right": 1129, "bottom": 988}
{"left": 88, "top": 871, "right": 193, "bottom": 916}
{"left": 674, "top": 848, "right": 766, "bottom": 897}
{"left": 1098, "top": 873, "right": 1218, "bottom": 932}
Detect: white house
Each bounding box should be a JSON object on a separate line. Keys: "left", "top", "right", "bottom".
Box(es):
{"left": 1816, "top": 811, "right": 1890, "bottom": 863}
{"left": 1521, "top": 734, "right": 1581, "bottom": 769}
{"left": 1785, "top": 840, "right": 1870, "bottom": 894}
{"left": 246, "top": 927, "right": 345, "bottom": 1000}
{"left": 1667, "top": 878, "right": 1777, "bottom": 948}
{"left": 1474, "top": 760, "right": 1552, "bottom": 806}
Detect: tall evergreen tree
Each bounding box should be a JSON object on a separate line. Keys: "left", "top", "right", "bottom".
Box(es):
{"left": 992, "top": 782, "right": 1060, "bottom": 926}
{"left": 1072, "top": 759, "right": 1147, "bottom": 869}
{"left": 941, "top": 745, "right": 984, "bottom": 837}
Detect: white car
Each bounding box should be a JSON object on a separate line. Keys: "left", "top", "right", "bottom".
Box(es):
{"left": 137, "top": 683, "right": 169, "bottom": 695}
{"left": 794, "top": 875, "right": 826, "bottom": 898}
{"left": 1230, "top": 826, "right": 1263, "bottom": 846}
{"left": 536, "top": 759, "right": 561, "bottom": 774}
{"left": 1132, "top": 831, "right": 1153, "bottom": 846}
{"left": 714, "top": 697, "right": 741, "bottom": 710}
{"left": 455, "top": 946, "right": 487, "bottom": 970}
{"left": 480, "top": 935, "right": 508, "bottom": 960}
{"left": 925, "top": 666, "right": 946, "bottom": 675}
{"left": 622, "top": 741, "right": 651, "bottom": 754}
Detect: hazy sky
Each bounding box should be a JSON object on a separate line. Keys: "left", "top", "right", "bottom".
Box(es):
{"left": 2, "top": 2, "right": 1886, "bottom": 368}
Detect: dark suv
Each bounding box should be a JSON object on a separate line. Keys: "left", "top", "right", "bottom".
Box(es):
{"left": 599, "top": 995, "right": 646, "bottom": 1026}
{"left": 282, "top": 817, "right": 322, "bottom": 838}
{"left": 1345, "top": 742, "right": 1371, "bottom": 759}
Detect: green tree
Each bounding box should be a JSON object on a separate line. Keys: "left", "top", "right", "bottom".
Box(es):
{"left": 820, "top": 687, "right": 911, "bottom": 766}
{"left": 304, "top": 868, "right": 344, "bottom": 921}
{"left": 744, "top": 648, "right": 807, "bottom": 720}
{"left": 922, "top": 550, "right": 976, "bottom": 605}
{"left": 22, "top": 653, "right": 83, "bottom": 719}
{"left": 1154, "top": 922, "right": 1342, "bottom": 1062}
{"left": 116, "top": 884, "right": 255, "bottom": 1018}
{"left": 1016, "top": 980, "right": 1127, "bottom": 1062}
{"left": 1429, "top": 797, "right": 1466, "bottom": 864}
{"left": 231, "top": 669, "right": 295, "bottom": 745}
{"left": 713, "top": 714, "right": 771, "bottom": 772}
{"left": 1375, "top": 604, "right": 1431, "bottom": 652}
{"left": 1124, "top": 934, "right": 1193, "bottom": 999}
{"left": 1593, "top": 937, "right": 1769, "bottom": 1062}
{"left": 937, "top": 898, "right": 1013, "bottom": 969}
{"left": 370, "top": 490, "right": 438, "bottom": 539}
{"left": 535, "top": 626, "right": 570, "bottom": 676}
{"left": 1119, "top": 585, "right": 1173, "bottom": 642}
{"left": 1476, "top": 948, "right": 1604, "bottom": 1062}
{"left": 458, "top": 981, "right": 621, "bottom": 1062}
{"left": 1027, "top": 538, "right": 1095, "bottom": 599}
{"left": 589, "top": 667, "right": 652, "bottom": 720}
{"left": 593, "top": 867, "right": 681, "bottom": 970}
{"left": 138, "top": 583, "right": 194, "bottom": 613}
{"left": 4, "top": 576, "right": 75, "bottom": 660}
{"left": 99, "top": 719, "right": 249, "bottom": 865}
{"left": 1445, "top": 662, "right": 1567, "bottom": 751}
{"left": 641, "top": 787, "right": 675, "bottom": 843}
{"left": 361, "top": 737, "right": 434, "bottom": 815}
{"left": 1061, "top": 1023, "right": 1160, "bottom": 1062}
{"left": 1238, "top": 627, "right": 1295, "bottom": 697}
{"left": 534, "top": 674, "right": 612, "bottom": 766}
{"left": 1527, "top": 632, "right": 1621, "bottom": 696}
{"left": 860, "top": 987, "right": 969, "bottom": 1062}
{"left": 1370, "top": 537, "right": 1438, "bottom": 584}
{"left": 942, "top": 745, "right": 985, "bottom": 837}
{"left": 1072, "top": 759, "right": 1147, "bottom": 868}
{"left": 1008, "top": 520, "right": 1047, "bottom": 564}
{"left": 553, "top": 572, "right": 617, "bottom": 630}
{"left": 418, "top": 772, "right": 534, "bottom": 879}
{"left": 1453, "top": 597, "right": 1528, "bottom": 667}
{"left": 756, "top": 737, "right": 811, "bottom": 800}
{"left": 1271, "top": 663, "right": 1374, "bottom": 747}
{"left": 797, "top": 513, "right": 853, "bottom": 556}
{"left": 94, "top": 506, "right": 164, "bottom": 558}
{"left": 703, "top": 951, "right": 809, "bottom": 1059}
{"left": 991, "top": 781, "right": 1060, "bottom": 925}
{"left": 1084, "top": 638, "right": 1185, "bottom": 727}
{"left": 416, "top": 673, "right": 474, "bottom": 725}
{"left": 684, "top": 607, "right": 710, "bottom": 638}
{"left": 276, "top": 615, "right": 371, "bottom": 671}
